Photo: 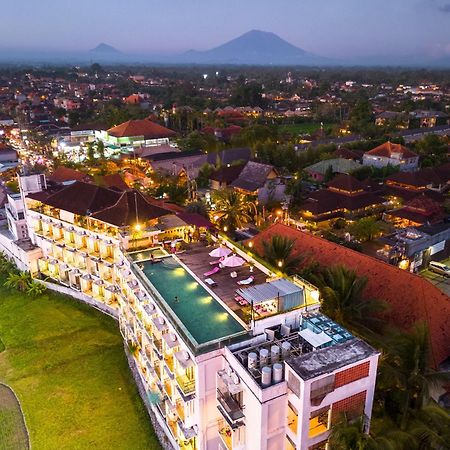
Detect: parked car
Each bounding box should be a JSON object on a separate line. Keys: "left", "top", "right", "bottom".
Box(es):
{"left": 429, "top": 261, "right": 450, "bottom": 277}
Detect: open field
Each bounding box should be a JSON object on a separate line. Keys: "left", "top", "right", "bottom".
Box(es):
{"left": 0, "top": 283, "right": 161, "bottom": 450}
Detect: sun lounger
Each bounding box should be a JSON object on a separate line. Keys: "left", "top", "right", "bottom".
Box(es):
{"left": 234, "top": 295, "right": 248, "bottom": 306}
{"left": 237, "top": 276, "right": 254, "bottom": 285}
{"left": 204, "top": 266, "right": 220, "bottom": 277}
{"left": 209, "top": 258, "right": 223, "bottom": 265}
{"left": 204, "top": 278, "right": 217, "bottom": 287}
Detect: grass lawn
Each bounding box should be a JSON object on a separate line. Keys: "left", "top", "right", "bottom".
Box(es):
{"left": 279, "top": 122, "right": 334, "bottom": 135}
{"left": 0, "top": 284, "right": 161, "bottom": 450}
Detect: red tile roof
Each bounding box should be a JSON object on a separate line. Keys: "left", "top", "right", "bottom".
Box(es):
{"left": 107, "top": 119, "right": 176, "bottom": 140}
{"left": 48, "top": 166, "right": 92, "bottom": 184}
{"left": 100, "top": 173, "right": 129, "bottom": 191}
{"left": 250, "top": 223, "right": 450, "bottom": 367}
{"left": 365, "top": 141, "right": 418, "bottom": 159}
{"left": 327, "top": 174, "right": 366, "bottom": 193}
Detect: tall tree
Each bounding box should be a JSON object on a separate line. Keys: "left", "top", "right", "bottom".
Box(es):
{"left": 212, "top": 190, "right": 255, "bottom": 232}
{"left": 261, "top": 235, "right": 304, "bottom": 274}
{"left": 314, "top": 265, "right": 386, "bottom": 328}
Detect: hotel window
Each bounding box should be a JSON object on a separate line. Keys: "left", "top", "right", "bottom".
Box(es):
{"left": 308, "top": 406, "right": 330, "bottom": 438}
{"left": 287, "top": 402, "right": 298, "bottom": 435}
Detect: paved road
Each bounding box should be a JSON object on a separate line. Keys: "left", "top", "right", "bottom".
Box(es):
{"left": 421, "top": 269, "right": 450, "bottom": 297}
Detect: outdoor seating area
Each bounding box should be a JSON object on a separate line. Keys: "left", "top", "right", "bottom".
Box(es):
{"left": 176, "top": 243, "right": 267, "bottom": 321}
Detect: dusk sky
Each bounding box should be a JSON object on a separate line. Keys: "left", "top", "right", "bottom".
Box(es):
{"left": 2, "top": 0, "right": 450, "bottom": 58}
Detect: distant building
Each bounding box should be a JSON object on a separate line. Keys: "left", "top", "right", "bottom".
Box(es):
{"left": 383, "top": 195, "right": 445, "bottom": 228}
{"left": 362, "top": 142, "right": 419, "bottom": 172}
{"left": 378, "top": 223, "right": 450, "bottom": 271}
{"left": 5, "top": 193, "right": 28, "bottom": 240}
{"left": 304, "top": 158, "right": 362, "bottom": 182}
{"left": 206, "top": 147, "right": 251, "bottom": 166}
{"left": 409, "top": 110, "right": 449, "bottom": 129}
{"left": 300, "top": 174, "right": 385, "bottom": 224}
{"left": 97, "top": 118, "right": 176, "bottom": 149}
{"left": 375, "top": 111, "right": 409, "bottom": 128}
{"left": 230, "top": 161, "right": 284, "bottom": 204}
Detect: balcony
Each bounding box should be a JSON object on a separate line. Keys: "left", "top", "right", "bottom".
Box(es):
{"left": 164, "top": 379, "right": 173, "bottom": 399}
{"left": 218, "top": 425, "right": 232, "bottom": 450}
{"left": 164, "top": 353, "right": 175, "bottom": 372}
{"left": 176, "top": 374, "right": 196, "bottom": 397}
{"left": 153, "top": 337, "right": 163, "bottom": 356}
{"left": 217, "top": 389, "right": 244, "bottom": 424}
{"left": 176, "top": 400, "right": 185, "bottom": 423}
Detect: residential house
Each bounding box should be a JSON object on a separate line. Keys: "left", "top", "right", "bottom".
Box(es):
{"left": 375, "top": 111, "right": 409, "bottom": 128}
{"left": 409, "top": 110, "right": 449, "bottom": 128}
{"left": 209, "top": 164, "right": 245, "bottom": 190}
{"left": 230, "top": 161, "right": 284, "bottom": 204}
{"left": 383, "top": 195, "right": 445, "bottom": 228}
{"left": 304, "top": 158, "right": 362, "bottom": 182}
{"left": 206, "top": 147, "right": 251, "bottom": 167}
{"left": 148, "top": 150, "right": 208, "bottom": 179}
{"left": 300, "top": 174, "right": 385, "bottom": 225}
{"left": 363, "top": 142, "right": 419, "bottom": 172}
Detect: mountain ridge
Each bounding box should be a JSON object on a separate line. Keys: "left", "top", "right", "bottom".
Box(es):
{"left": 177, "top": 30, "right": 331, "bottom": 65}
{"left": 90, "top": 43, "right": 121, "bottom": 54}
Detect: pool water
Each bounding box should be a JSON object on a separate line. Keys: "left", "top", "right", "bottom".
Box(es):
{"left": 140, "top": 257, "right": 245, "bottom": 345}
{"left": 129, "top": 247, "right": 167, "bottom": 262}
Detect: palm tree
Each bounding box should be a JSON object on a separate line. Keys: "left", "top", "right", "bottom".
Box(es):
{"left": 212, "top": 190, "right": 256, "bottom": 232}
{"left": 379, "top": 323, "right": 450, "bottom": 423}
{"left": 329, "top": 414, "right": 421, "bottom": 450}
{"left": 314, "top": 265, "right": 386, "bottom": 329}
{"left": 329, "top": 416, "right": 400, "bottom": 450}
{"left": 261, "top": 235, "right": 304, "bottom": 275}
{"left": 4, "top": 272, "right": 32, "bottom": 292}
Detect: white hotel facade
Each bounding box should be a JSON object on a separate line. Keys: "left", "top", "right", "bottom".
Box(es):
{"left": 0, "top": 173, "right": 379, "bottom": 450}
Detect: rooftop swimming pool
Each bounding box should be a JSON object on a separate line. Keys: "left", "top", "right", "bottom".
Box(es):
{"left": 136, "top": 256, "right": 246, "bottom": 347}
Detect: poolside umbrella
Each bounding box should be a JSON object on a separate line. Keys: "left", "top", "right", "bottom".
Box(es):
{"left": 209, "top": 246, "right": 232, "bottom": 258}
{"left": 222, "top": 254, "right": 245, "bottom": 267}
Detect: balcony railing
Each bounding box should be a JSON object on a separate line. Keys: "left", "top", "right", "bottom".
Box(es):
{"left": 176, "top": 374, "right": 196, "bottom": 396}
{"left": 217, "top": 389, "right": 244, "bottom": 423}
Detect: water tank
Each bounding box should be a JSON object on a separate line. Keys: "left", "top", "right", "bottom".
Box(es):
{"left": 271, "top": 345, "right": 280, "bottom": 363}
{"left": 248, "top": 352, "right": 258, "bottom": 369}
{"left": 260, "top": 348, "right": 269, "bottom": 366}
{"left": 273, "top": 363, "right": 283, "bottom": 383}
{"left": 281, "top": 341, "right": 291, "bottom": 358}
{"left": 261, "top": 366, "right": 272, "bottom": 387}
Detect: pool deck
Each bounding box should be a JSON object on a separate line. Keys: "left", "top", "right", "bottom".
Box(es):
{"left": 177, "top": 243, "right": 268, "bottom": 323}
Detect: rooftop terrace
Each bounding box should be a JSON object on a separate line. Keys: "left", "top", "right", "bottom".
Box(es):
{"left": 230, "top": 312, "right": 365, "bottom": 387}
{"left": 176, "top": 243, "right": 267, "bottom": 323}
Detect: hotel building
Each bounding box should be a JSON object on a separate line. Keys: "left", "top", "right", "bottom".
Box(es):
{"left": 8, "top": 173, "right": 379, "bottom": 450}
